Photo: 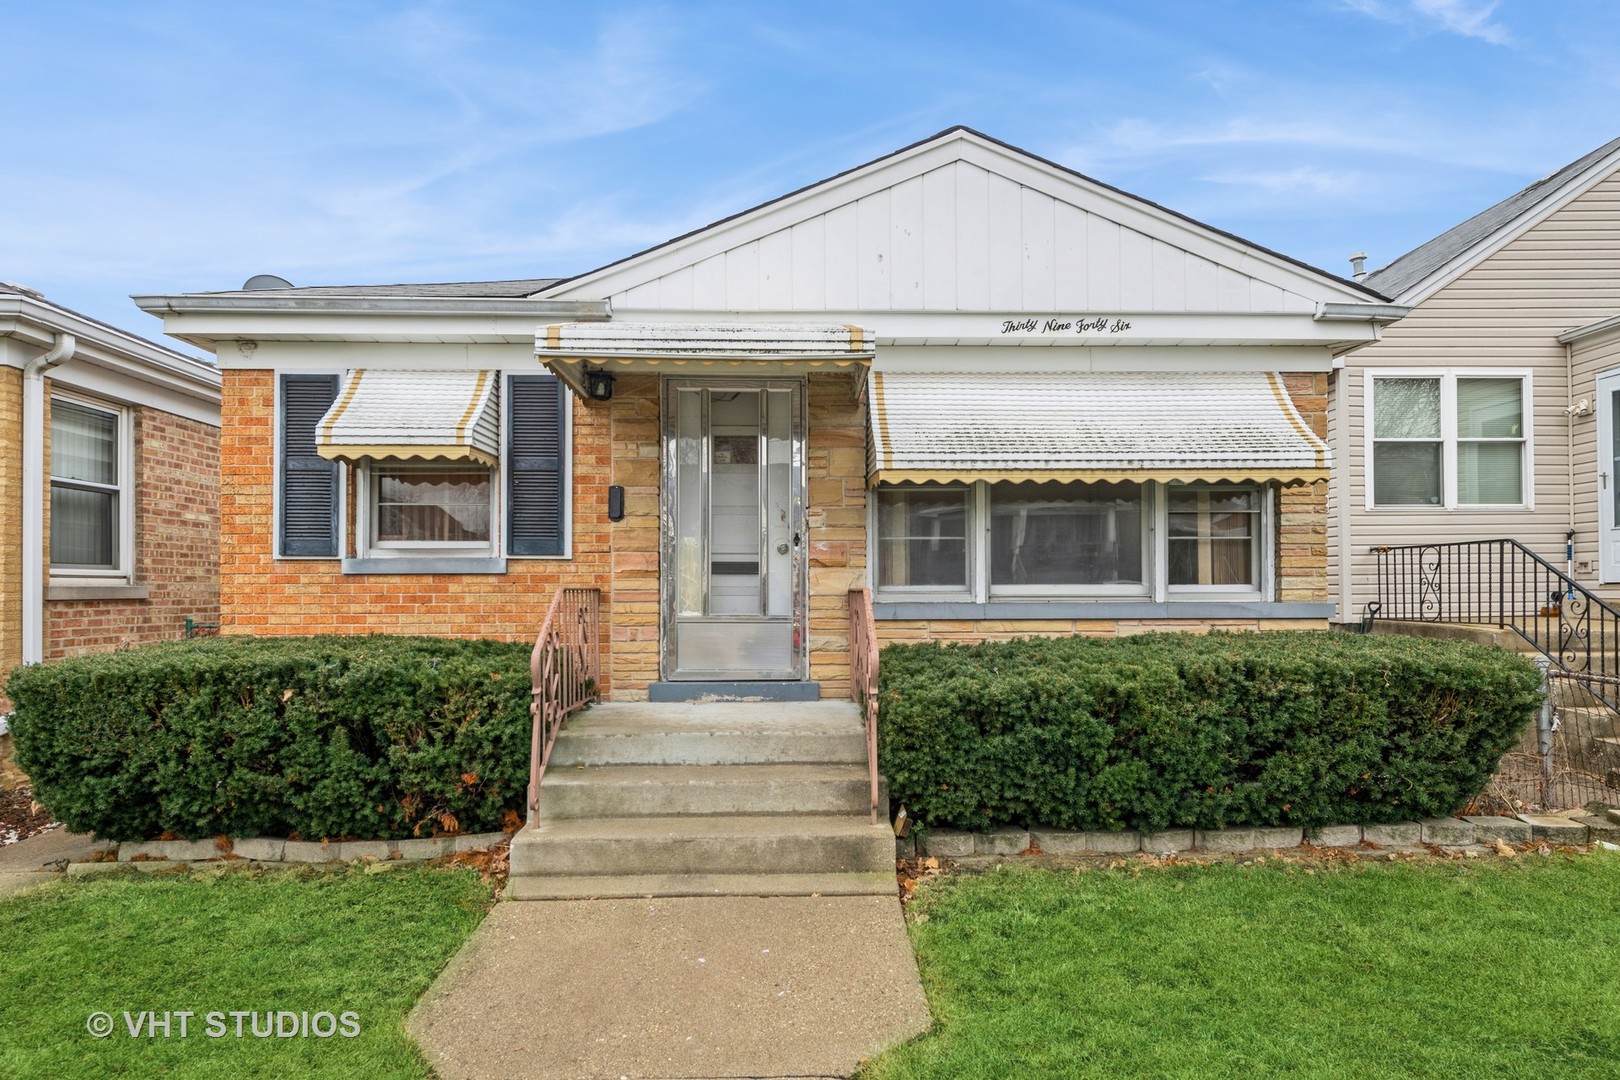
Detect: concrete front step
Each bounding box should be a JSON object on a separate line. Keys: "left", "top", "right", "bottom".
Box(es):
{"left": 510, "top": 815, "right": 895, "bottom": 877}
{"left": 550, "top": 701, "right": 868, "bottom": 767}
{"left": 505, "top": 871, "right": 896, "bottom": 900}
{"left": 538, "top": 763, "right": 879, "bottom": 819}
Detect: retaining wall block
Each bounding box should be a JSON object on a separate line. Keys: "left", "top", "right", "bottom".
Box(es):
{"left": 1309, "top": 825, "right": 1362, "bottom": 847}
{"left": 1141, "top": 829, "right": 1195, "bottom": 854}
{"left": 1362, "top": 822, "right": 1422, "bottom": 847}
{"left": 282, "top": 840, "right": 341, "bottom": 863}
{"left": 1419, "top": 817, "right": 1478, "bottom": 846}
{"left": 918, "top": 829, "right": 975, "bottom": 858}
{"left": 339, "top": 840, "right": 392, "bottom": 861}
{"left": 392, "top": 838, "right": 453, "bottom": 861}
{"left": 1253, "top": 826, "right": 1304, "bottom": 849}
{"left": 1462, "top": 816, "right": 1531, "bottom": 844}
{"left": 1197, "top": 828, "right": 1259, "bottom": 853}
{"left": 1518, "top": 814, "right": 1590, "bottom": 844}
{"left": 895, "top": 835, "right": 916, "bottom": 861}
{"left": 231, "top": 838, "right": 286, "bottom": 861}
{"left": 118, "top": 841, "right": 168, "bottom": 862}
{"left": 975, "top": 826, "right": 1031, "bottom": 856}
{"left": 453, "top": 832, "right": 506, "bottom": 853}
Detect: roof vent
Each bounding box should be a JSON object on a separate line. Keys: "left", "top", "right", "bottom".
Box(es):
{"left": 1, "top": 280, "right": 45, "bottom": 299}
{"left": 1348, "top": 252, "right": 1368, "bottom": 282}
{"left": 242, "top": 274, "right": 294, "bottom": 291}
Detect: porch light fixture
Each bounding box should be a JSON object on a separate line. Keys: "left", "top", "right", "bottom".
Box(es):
{"left": 584, "top": 367, "right": 616, "bottom": 401}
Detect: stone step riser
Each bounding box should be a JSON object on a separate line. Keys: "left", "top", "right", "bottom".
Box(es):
{"left": 539, "top": 778, "right": 876, "bottom": 819}
{"left": 510, "top": 830, "right": 894, "bottom": 877}
{"left": 548, "top": 732, "right": 868, "bottom": 767}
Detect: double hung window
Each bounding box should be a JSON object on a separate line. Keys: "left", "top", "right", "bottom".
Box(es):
{"left": 50, "top": 397, "right": 130, "bottom": 578}
{"left": 1368, "top": 372, "right": 1528, "bottom": 508}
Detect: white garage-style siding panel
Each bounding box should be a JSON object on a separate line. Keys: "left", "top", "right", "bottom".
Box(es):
{"left": 560, "top": 138, "right": 1348, "bottom": 317}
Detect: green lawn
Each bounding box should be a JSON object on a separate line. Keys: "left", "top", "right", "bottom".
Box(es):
{"left": 0, "top": 865, "right": 492, "bottom": 1079}
{"left": 865, "top": 853, "right": 1620, "bottom": 1080}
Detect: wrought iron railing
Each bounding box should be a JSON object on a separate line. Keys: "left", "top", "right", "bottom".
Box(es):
{"left": 1372, "top": 540, "right": 1620, "bottom": 810}
{"left": 848, "top": 588, "right": 881, "bottom": 825}
{"left": 526, "top": 587, "right": 601, "bottom": 819}
{"left": 1371, "top": 539, "right": 1620, "bottom": 705}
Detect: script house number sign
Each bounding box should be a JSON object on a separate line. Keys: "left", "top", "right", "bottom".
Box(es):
{"left": 1000, "top": 316, "right": 1133, "bottom": 335}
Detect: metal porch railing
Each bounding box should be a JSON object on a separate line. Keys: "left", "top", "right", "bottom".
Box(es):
{"left": 1371, "top": 540, "right": 1620, "bottom": 809}
{"left": 848, "top": 588, "right": 881, "bottom": 825}
{"left": 526, "top": 587, "right": 601, "bottom": 820}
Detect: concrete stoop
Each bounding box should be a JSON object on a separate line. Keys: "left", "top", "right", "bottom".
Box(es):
{"left": 510, "top": 701, "right": 893, "bottom": 899}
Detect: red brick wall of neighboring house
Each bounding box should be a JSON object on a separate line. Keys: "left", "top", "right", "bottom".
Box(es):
{"left": 45, "top": 405, "right": 221, "bottom": 658}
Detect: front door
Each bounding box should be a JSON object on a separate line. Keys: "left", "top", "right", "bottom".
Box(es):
{"left": 1600, "top": 370, "right": 1620, "bottom": 582}
{"left": 661, "top": 379, "right": 806, "bottom": 680}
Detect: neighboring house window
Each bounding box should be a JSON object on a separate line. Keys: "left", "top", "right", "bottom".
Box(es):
{"left": 874, "top": 480, "right": 1269, "bottom": 601}
{"left": 1368, "top": 372, "right": 1529, "bottom": 508}
{"left": 50, "top": 397, "right": 130, "bottom": 577}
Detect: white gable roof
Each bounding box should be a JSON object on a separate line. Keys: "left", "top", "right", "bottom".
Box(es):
{"left": 539, "top": 127, "right": 1379, "bottom": 315}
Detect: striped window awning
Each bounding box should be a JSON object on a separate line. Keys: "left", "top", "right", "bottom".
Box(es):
{"left": 537, "top": 322, "right": 873, "bottom": 397}
{"left": 867, "top": 371, "right": 1329, "bottom": 486}
{"left": 315, "top": 369, "right": 499, "bottom": 466}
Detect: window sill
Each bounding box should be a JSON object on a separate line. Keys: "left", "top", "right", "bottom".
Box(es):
{"left": 47, "top": 582, "right": 150, "bottom": 601}
{"left": 341, "top": 557, "right": 507, "bottom": 575}
{"left": 873, "top": 600, "right": 1335, "bottom": 620}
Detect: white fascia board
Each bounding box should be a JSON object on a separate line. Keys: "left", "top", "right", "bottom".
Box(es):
{"left": 0, "top": 299, "right": 220, "bottom": 402}
{"left": 245, "top": 339, "right": 539, "bottom": 372}
{"left": 1386, "top": 144, "right": 1620, "bottom": 307}
{"left": 873, "top": 345, "right": 1334, "bottom": 373}
{"left": 149, "top": 309, "right": 611, "bottom": 353}
{"left": 131, "top": 293, "right": 609, "bottom": 319}
{"left": 50, "top": 359, "right": 220, "bottom": 427}
{"left": 545, "top": 130, "right": 1378, "bottom": 306}
{"left": 1559, "top": 313, "right": 1620, "bottom": 345}
{"left": 605, "top": 308, "right": 1382, "bottom": 348}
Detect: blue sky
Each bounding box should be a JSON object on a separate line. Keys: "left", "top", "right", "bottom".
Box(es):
{"left": 4, "top": 1, "right": 1618, "bottom": 342}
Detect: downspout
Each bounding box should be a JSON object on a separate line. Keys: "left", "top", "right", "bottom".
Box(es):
{"left": 22, "top": 333, "right": 76, "bottom": 664}
{"left": 1567, "top": 338, "right": 1576, "bottom": 586}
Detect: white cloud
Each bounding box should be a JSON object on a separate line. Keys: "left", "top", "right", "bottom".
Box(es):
{"left": 1200, "top": 166, "right": 1362, "bottom": 197}
{"left": 1339, "top": 0, "right": 1513, "bottom": 44}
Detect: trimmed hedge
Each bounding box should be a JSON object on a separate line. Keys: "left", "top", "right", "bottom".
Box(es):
{"left": 7, "top": 635, "right": 536, "bottom": 842}
{"left": 878, "top": 631, "right": 1544, "bottom": 833}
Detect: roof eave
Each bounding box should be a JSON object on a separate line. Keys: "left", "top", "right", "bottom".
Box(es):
{"left": 0, "top": 295, "right": 220, "bottom": 396}
{"left": 132, "top": 293, "right": 611, "bottom": 318}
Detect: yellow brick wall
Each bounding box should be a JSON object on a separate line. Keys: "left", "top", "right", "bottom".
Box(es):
{"left": 1278, "top": 373, "right": 1329, "bottom": 604}
{"left": 0, "top": 367, "right": 21, "bottom": 681}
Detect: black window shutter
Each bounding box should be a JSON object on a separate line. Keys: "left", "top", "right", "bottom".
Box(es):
{"left": 279, "top": 374, "right": 339, "bottom": 557}
{"left": 507, "top": 375, "right": 566, "bottom": 556}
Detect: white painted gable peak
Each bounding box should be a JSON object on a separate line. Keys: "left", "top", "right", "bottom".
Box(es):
{"left": 537, "top": 126, "right": 1381, "bottom": 315}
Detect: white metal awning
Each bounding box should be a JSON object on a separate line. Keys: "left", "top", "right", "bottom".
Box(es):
{"left": 867, "top": 370, "right": 1329, "bottom": 486}
{"left": 537, "top": 322, "right": 874, "bottom": 397}
{"left": 315, "top": 369, "right": 499, "bottom": 465}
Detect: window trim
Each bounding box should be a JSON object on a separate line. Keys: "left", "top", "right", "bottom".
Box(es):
{"left": 48, "top": 391, "right": 135, "bottom": 585}
{"left": 870, "top": 479, "right": 1272, "bottom": 604}
{"left": 1364, "top": 368, "right": 1534, "bottom": 511}
{"left": 355, "top": 459, "right": 500, "bottom": 561}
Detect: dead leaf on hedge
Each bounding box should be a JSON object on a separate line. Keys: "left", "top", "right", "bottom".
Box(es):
{"left": 280, "top": 689, "right": 294, "bottom": 703}
{"left": 460, "top": 772, "right": 478, "bottom": 788}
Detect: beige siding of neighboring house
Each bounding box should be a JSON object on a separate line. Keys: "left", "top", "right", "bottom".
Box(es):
{"left": 1334, "top": 169, "right": 1620, "bottom": 621}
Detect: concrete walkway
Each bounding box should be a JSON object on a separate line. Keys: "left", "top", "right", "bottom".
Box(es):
{"left": 0, "top": 828, "right": 101, "bottom": 899}
{"left": 408, "top": 894, "right": 932, "bottom": 1080}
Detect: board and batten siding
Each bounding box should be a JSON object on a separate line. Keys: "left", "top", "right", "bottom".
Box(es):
{"left": 610, "top": 161, "right": 1319, "bottom": 315}
{"left": 1335, "top": 169, "right": 1620, "bottom": 620}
